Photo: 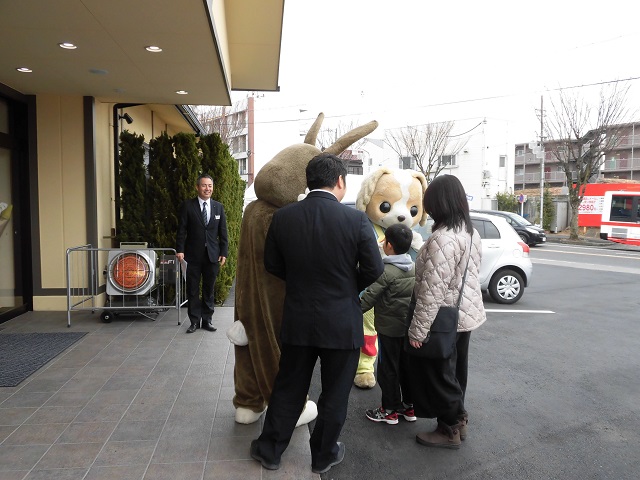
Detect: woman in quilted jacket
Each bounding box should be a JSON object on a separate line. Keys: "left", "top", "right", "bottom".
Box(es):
{"left": 407, "top": 174, "right": 486, "bottom": 449}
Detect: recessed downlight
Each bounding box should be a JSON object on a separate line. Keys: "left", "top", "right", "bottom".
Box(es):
{"left": 176, "top": 90, "right": 188, "bottom": 95}
{"left": 59, "top": 42, "right": 77, "bottom": 50}
{"left": 145, "top": 45, "right": 162, "bottom": 53}
{"left": 16, "top": 67, "right": 32, "bottom": 73}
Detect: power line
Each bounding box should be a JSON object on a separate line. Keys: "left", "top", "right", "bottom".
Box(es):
{"left": 197, "top": 75, "right": 640, "bottom": 129}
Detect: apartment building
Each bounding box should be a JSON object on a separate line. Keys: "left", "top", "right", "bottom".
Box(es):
{"left": 514, "top": 121, "right": 640, "bottom": 190}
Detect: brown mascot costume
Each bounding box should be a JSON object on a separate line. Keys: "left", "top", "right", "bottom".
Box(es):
{"left": 230, "top": 113, "right": 378, "bottom": 424}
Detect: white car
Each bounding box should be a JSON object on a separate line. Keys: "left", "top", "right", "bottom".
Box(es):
{"left": 415, "top": 213, "right": 533, "bottom": 304}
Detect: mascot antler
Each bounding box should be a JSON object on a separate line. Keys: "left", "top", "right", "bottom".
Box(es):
{"left": 304, "top": 113, "right": 325, "bottom": 145}
{"left": 324, "top": 121, "right": 379, "bottom": 155}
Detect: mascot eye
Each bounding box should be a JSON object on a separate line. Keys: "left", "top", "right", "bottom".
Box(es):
{"left": 410, "top": 206, "right": 419, "bottom": 217}
{"left": 380, "top": 201, "right": 391, "bottom": 214}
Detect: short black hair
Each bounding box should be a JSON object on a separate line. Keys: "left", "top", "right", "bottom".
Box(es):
{"left": 423, "top": 174, "right": 472, "bottom": 234}
{"left": 197, "top": 174, "right": 214, "bottom": 186}
{"left": 385, "top": 223, "right": 413, "bottom": 255}
{"left": 306, "top": 153, "right": 347, "bottom": 191}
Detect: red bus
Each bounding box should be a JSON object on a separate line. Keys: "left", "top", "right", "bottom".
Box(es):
{"left": 599, "top": 191, "right": 640, "bottom": 246}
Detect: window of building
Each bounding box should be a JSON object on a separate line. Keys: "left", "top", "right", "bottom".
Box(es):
{"left": 399, "top": 156, "right": 415, "bottom": 170}
{"left": 238, "top": 158, "right": 247, "bottom": 175}
{"left": 516, "top": 148, "right": 524, "bottom": 156}
{"left": 440, "top": 155, "right": 456, "bottom": 167}
{"left": 499, "top": 155, "right": 506, "bottom": 167}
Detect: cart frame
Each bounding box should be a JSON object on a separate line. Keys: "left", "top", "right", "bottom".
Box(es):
{"left": 66, "top": 245, "right": 185, "bottom": 327}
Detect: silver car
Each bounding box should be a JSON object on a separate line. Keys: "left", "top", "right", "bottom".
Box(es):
{"left": 415, "top": 213, "right": 533, "bottom": 304}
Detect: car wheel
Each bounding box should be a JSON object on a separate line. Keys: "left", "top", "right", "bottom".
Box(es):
{"left": 518, "top": 232, "right": 529, "bottom": 244}
{"left": 489, "top": 269, "right": 524, "bottom": 304}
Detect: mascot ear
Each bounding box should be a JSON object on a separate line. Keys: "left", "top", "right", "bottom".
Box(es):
{"left": 356, "top": 168, "right": 392, "bottom": 211}
{"left": 411, "top": 171, "right": 429, "bottom": 226}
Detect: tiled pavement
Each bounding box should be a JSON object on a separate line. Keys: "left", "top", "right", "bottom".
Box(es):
{"left": 0, "top": 306, "right": 319, "bottom": 480}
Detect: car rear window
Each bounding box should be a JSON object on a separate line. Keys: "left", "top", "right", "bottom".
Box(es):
{"left": 472, "top": 219, "right": 500, "bottom": 240}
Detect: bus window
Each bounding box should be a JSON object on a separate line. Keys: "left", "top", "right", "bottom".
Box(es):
{"left": 610, "top": 195, "right": 634, "bottom": 222}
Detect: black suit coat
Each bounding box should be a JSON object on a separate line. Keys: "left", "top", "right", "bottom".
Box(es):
{"left": 176, "top": 197, "right": 228, "bottom": 264}
{"left": 264, "top": 190, "right": 384, "bottom": 349}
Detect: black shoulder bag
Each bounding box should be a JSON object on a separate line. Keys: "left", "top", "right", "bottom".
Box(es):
{"left": 404, "top": 235, "right": 472, "bottom": 359}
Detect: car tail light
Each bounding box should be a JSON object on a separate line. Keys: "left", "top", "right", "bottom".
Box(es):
{"left": 517, "top": 241, "right": 530, "bottom": 256}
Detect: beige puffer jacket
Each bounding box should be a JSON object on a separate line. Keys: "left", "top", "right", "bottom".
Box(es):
{"left": 408, "top": 226, "right": 486, "bottom": 342}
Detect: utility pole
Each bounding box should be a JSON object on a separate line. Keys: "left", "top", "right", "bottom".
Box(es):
{"left": 538, "top": 95, "right": 545, "bottom": 227}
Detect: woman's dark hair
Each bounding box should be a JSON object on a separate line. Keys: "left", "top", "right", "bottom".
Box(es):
{"left": 306, "top": 153, "right": 347, "bottom": 190}
{"left": 423, "top": 174, "right": 473, "bottom": 234}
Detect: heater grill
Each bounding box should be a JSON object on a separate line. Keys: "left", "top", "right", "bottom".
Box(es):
{"left": 106, "top": 250, "right": 157, "bottom": 295}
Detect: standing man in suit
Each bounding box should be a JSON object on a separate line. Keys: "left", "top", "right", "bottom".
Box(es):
{"left": 176, "top": 174, "right": 228, "bottom": 334}
{"left": 250, "top": 154, "right": 384, "bottom": 474}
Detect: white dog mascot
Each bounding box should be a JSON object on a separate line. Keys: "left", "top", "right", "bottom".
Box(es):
{"left": 353, "top": 167, "right": 428, "bottom": 389}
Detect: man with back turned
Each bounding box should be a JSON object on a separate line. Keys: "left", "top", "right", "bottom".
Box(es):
{"left": 249, "top": 153, "right": 384, "bottom": 474}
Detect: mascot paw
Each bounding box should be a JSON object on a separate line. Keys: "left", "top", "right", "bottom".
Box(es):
{"left": 295, "top": 400, "right": 318, "bottom": 427}
{"left": 411, "top": 231, "right": 424, "bottom": 251}
{"left": 354, "top": 372, "right": 376, "bottom": 389}
{"left": 226, "top": 321, "right": 248, "bottom": 346}
{"left": 297, "top": 188, "right": 310, "bottom": 202}
{"left": 235, "top": 406, "right": 266, "bottom": 424}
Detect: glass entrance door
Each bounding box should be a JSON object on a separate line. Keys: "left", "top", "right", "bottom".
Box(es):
{"left": 0, "top": 95, "right": 28, "bottom": 320}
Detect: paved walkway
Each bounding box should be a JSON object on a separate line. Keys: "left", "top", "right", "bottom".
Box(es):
{"left": 0, "top": 306, "right": 319, "bottom": 480}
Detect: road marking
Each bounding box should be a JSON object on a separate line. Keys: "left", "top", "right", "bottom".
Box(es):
{"left": 531, "top": 258, "right": 640, "bottom": 275}
{"left": 485, "top": 309, "right": 555, "bottom": 314}
{"left": 538, "top": 248, "right": 640, "bottom": 260}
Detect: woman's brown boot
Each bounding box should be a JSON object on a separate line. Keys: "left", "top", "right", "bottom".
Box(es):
{"left": 415, "top": 421, "right": 461, "bottom": 449}
{"left": 457, "top": 413, "right": 468, "bottom": 441}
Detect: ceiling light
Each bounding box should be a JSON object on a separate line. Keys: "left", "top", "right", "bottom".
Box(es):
{"left": 145, "top": 46, "right": 162, "bottom": 53}
{"left": 16, "top": 67, "right": 32, "bottom": 73}
{"left": 59, "top": 42, "right": 77, "bottom": 50}
{"left": 176, "top": 90, "right": 188, "bottom": 95}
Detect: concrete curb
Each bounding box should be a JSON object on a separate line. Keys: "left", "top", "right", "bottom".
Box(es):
{"left": 545, "top": 234, "right": 640, "bottom": 251}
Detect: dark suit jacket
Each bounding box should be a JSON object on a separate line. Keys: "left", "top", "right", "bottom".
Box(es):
{"left": 176, "top": 197, "right": 228, "bottom": 264}
{"left": 264, "top": 190, "right": 384, "bottom": 349}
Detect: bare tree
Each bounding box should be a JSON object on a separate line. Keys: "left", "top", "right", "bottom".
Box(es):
{"left": 544, "top": 83, "right": 631, "bottom": 240}
{"left": 316, "top": 121, "right": 368, "bottom": 159}
{"left": 191, "top": 104, "right": 247, "bottom": 145}
{"left": 384, "top": 120, "right": 468, "bottom": 181}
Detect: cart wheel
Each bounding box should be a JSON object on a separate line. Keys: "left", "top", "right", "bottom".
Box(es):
{"left": 101, "top": 311, "right": 112, "bottom": 323}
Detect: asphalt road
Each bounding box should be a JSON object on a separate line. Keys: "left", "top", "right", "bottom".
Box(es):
{"left": 307, "top": 243, "right": 640, "bottom": 480}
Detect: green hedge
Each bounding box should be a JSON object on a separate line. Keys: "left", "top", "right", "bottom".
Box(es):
{"left": 118, "top": 130, "right": 243, "bottom": 305}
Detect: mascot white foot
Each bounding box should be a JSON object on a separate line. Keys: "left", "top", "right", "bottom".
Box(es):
{"left": 235, "top": 406, "right": 266, "bottom": 424}
{"left": 234, "top": 400, "right": 318, "bottom": 427}
{"left": 295, "top": 400, "right": 318, "bottom": 427}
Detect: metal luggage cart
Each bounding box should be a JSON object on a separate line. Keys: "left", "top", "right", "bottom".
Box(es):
{"left": 66, "top": 244, "right": 186, "bottom": 327}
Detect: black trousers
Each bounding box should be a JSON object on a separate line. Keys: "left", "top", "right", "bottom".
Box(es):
{"left": 410, "top": 331, "right": 471, "bottom": 426}
{"left": 255, "top": 344, "right": 359, "bottom": 469}
{"left": 185, "top": 248, "right": 220, "bottom": 325}
{"left": 377, "top": 333, "right": 413, "bottom": 411}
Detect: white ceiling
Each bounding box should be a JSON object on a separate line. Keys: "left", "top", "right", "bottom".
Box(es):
{"left": 0, "top": 0, "right": 284, "bottom": 106}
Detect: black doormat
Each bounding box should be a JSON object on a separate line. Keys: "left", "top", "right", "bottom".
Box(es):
{"left": 0, "top": 332, "right": 87, "bottom": 387}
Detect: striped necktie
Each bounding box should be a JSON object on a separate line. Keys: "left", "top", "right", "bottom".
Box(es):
{"left": 202, "top": 201, "right": 208, "bottom": 225}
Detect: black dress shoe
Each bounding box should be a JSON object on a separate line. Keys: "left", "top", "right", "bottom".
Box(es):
{"left": 186, "top": 324, "right": 197, "bottom": 333}
{"left": 250, "top": 440, "right": 280, "bottom": 470}
{"left": 312, "top": 442, "right": 345, "bottom": 474}
{"left": 203, "top": 323, "right": 217, "bottom": 332}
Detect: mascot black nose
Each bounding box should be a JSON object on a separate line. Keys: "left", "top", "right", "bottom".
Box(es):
{"left": 397, "top": 215, "right": 406, "bottom": 222}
